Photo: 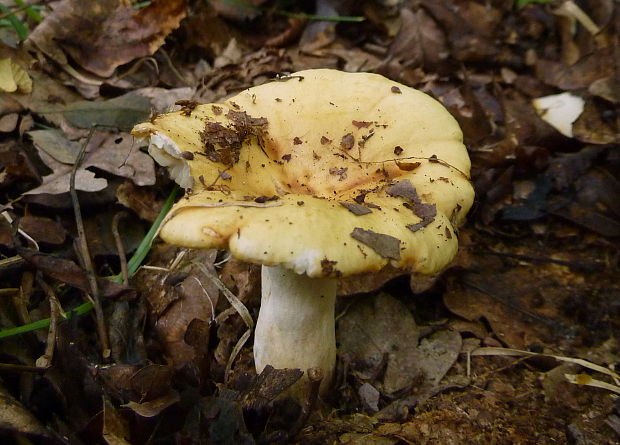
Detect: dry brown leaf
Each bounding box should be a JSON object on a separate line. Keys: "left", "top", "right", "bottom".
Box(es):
{"left": 0, "top": 383, "right": 54, "bottom": 439}
{"left": 27, "top": 0, "right": 188, "bottom": 77}
{"left": 25, "top": 131, "right": 155, "bottom": 195}
{"left": 338, "top": 293, "right": 459, "bottom": 394}
{"left": 388, "top": 7, "right": 447, "bottom": 71}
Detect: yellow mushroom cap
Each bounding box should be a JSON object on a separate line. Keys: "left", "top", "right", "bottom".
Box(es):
{"left": 132, "top": 69, "right": 474, "bottom": 278}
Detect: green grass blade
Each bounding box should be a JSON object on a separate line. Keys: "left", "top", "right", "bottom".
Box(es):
{"left": 0, "top": 4, "right": 28, "bottom": 40}
{"left": 12, "top": 0, "right": 43, "bottom": 23}
{"left": 0, "top": 185, "right": 179, "bottom": 339}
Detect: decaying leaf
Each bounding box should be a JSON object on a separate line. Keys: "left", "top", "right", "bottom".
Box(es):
{"left": 102, "top": 398, "right": 130, "bottom": 445}
{"left": 28, "top": 129, "right": 81, "bottom": 164}
{"left": 25, "top": 131, "right": 155, "bottom": 195}
{"left": 17, "top": 248, "right": 135, "bottom": 299}
{"left": 27, "top": 0, "right": 188, "bottom": 77}
{"left": 62, "top": 93, "right": 152, "bottom": 130}
{"left": 338, "top": 293, "right": 460, "bottom": 395}
{"left": 0, "top": 58, "right": 32, "bottom": 93}
{"left": 350, "top": 228, "right": 401, "bottom": 260}
{"left": 239, "top": 365, "right": 304, "bottom": 411}
{"left": 340, "top": 202, "right": 373, "bottom": 216}
{"left": 123, "top": 390, "right": 180, "bottom": 418}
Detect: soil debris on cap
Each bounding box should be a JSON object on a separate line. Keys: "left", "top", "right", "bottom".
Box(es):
{"left": 352, "top": 120, "right": 372, "bottom": 128}
{"left": 329, "top": 167, "right": 348, "bottom": 181}
{"left": 391, "top": 86, "right": 402, "bottom": 94}
{"left": 350, "top": 227, "right": 401, "bottom": 260}
{"left": 394, "top": 146, "right": 404, "bottom": 155}
{"left": 200, "top": 122, "right": 243, "bottom": 165}
{"left": 293, "top": 137, "right": 302, "bottom": 145}
{"left": 176, "top": 99, "right": 198, "bottom": 116}
{"left": 320, "top": 258, "right": 341, "bottom": 276}
{"left": 387, "top": 180, "right": 437, "bottom": 231}
{"left": 199, "top": 109, "right": 268, "bottom": 166}
{"left": 395, "top": 161, "right": 421, "bottom": 171}
{"left": 225, "top": 110, "right": 268, "bottom": 132}
{"left": 340, "top": 133, "right": 354, "bottom": 150}
{"left": 405, "top": 202, "right": 437, "bottom": 232}
{"left": 340, "top": 202, "right": 373, "bottom": 215}
{"left": 321, "top": 136, "right": 331, "bottom": 145}
{"left": 254, "top": 195, "right": 279, "bottom": 203}
{"left": 386, "top": 179, "right": 421, "bottom": 202}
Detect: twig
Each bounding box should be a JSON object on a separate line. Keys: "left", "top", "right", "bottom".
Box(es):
{"left": 291, "top": 367, "right": 323, "bottom": 434}
{"left": 482, "top": 248, "right": 599, "bottom": 272}
{"left": 158, "top": 48, "right": 190, "bottom": 86}
{"left": 70, "top": 128, "right": 110, "bottom": 360}
{"left": 111, "top": 211, "right": 130, "bottom": 285}
{"left": 1, "top": 211, "right": 39, "bottom": 251}
{"left": 0, "top": 256, "right": 25, "bottom": 274}
{"left": 13, "top": 271, "right": 34, "bottom": 326}
{"left": 35, "top": 275, "right": 62, "bottom": 369}
{"left": 0, "top": 363, "right": 49, "bottom": 374}
{"left": 0, "top": 187, "right": 178, "bottom": 340}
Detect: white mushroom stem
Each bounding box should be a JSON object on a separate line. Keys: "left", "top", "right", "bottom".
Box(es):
{"left": 254, "top": 265, "right": 337, "bottom": 397}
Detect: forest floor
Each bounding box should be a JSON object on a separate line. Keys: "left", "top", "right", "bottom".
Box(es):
{"left": 0, "top": 0, "right": 619, "bottom": 444}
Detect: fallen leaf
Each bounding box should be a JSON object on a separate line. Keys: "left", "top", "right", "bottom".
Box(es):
{"left": 388, "top": 7, "right": 447, "bottom": 72}
{"left": 26, "top": 148, "right": 108, "bottom": 194}
{"left": 0, "top": 141, "right": 40, "bottom": 189}
{"left": 28, "top": 129, "right": 81, "bottom": 164}
{"left": 17, "top": 248, "right": 135, "bottom": 299}
{"left": 0, "top": 383, "right": 54, "bottom": 439}
{"left": 350, "top": 228, "right": 401, "bottom": 260}
{"left": 0, "top": 58, "right": 32, "bottom": 93}
{"left": 341, "top": 202, "right": 373, "bottom": 215}
{"left": 123, "top": 390, "right": 180, "bottom": 418}
{"left": 116, "top": 180, "right": 163, "bottom": 222}
{"left": 0, "top": 113, "right": 19, "bottom": 132}
{"left": 239, "top": 365, "right": 304, "bottom": 411}
{"left": 18, "top": 216, "right": 67, "bottom": 245}
{"left": 27, "top": 0, "right": 188, "bottom": 77}
{"left": 136, "top": 248, "right": 220, "bottom": 370}
{"left": 337, "top": 293, "right": 459, "bottom": 394}
{"left": 102, "top": 398, "right": 130, "bottom": 445}
{"left": 62, "top": 93, "right": 152, "bottom": 130}
{"left": 25, "top": 131, "right": 156, "bottom": 195}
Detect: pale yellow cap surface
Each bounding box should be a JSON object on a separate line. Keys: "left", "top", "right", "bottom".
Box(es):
{"left": 132, "top": 69, "right": 474, "bottom": 277}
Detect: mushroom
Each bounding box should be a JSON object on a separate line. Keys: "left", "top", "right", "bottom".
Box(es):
{"left": 132, "top": 69, "right": 474, "bottom": 397}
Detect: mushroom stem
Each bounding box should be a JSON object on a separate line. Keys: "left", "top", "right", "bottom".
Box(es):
{"left": 254, "top": 265, "right": 337, "bottom": 397}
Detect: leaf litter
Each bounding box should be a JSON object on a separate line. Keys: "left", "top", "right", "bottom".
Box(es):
{"left": 0, "top": 0, "right": 618, "bottom": 443}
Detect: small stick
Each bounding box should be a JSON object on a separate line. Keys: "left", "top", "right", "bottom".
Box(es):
{"left": 289, "top": 367, "right": 324, "bottom": 437}
{"left": 69, "top": 128, "right": 110, "bottom": 359}
{"left": 35, "top": 275, "right": 61, "bottom": 369}
{"left": 13, "top": 271, "right": 34, "bottom": 326}
{"left": 111, "top": 211, "right": 129, "bottom": 285}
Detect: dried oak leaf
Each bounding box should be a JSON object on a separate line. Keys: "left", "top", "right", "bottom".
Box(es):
{"left": 25, "top": 131, "right": 155, "bottom": 195}
{"left": 27, "top": 0, "right": 187, "bottom": 77}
